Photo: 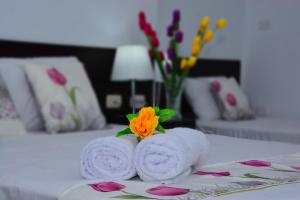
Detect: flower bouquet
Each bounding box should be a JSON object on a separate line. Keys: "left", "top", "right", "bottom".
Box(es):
{"left": 138, "top": 10, "right": 228, "bottom": 119}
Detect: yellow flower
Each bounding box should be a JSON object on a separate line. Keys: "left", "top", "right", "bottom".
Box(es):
{"left": 180, "top": 58, "right": 188, "bottom": 69}
{"left": 216, "top": 18, "right": 228, "bottom": 30}
{"left": 193, "top": 36, "right": 201, "bottom": 46}
{"left": 191, "top": 45, "right": 201, "bottom": 57}
{"left": 187, "top": 56, "right": 197, "bottom": 68}
{"left": 129, "top": 107, "right": 159, "bottom": 139}
{"left": 199, "top": 16, "right": 211, "bottom": 31}
{"left": 204, "top": 30, "right": 214, "bottom": 43}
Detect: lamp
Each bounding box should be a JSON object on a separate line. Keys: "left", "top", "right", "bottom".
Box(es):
{"left": 111, "top": 45, "right": 154, "bottom": 113}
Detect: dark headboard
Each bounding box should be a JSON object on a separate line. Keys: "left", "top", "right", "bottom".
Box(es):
{"left": 0, "top": 39, "right": 240, "bottom": 121}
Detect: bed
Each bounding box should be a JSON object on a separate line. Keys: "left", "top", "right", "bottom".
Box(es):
{"left": 0, "top": 127, "right": 300, "bottom": 200}
{"left": 0, "top": 40, "right": 300, "bottom": 200}
{"left": 197, "top": 117, "right": 300, "bottom": 144}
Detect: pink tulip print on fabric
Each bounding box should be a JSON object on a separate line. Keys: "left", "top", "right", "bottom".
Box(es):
{"left": 47, "top": 67, "right": 81, "bottom": 131}
{"left": 60, "top": 153, "right": 300, "bottom": 200}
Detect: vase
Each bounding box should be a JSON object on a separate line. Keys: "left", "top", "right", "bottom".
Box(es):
{"left": 164, "top": 83, "right": 184, "bottom": 121}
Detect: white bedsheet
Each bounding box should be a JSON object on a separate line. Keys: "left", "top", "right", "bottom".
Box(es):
{"left": 197, "top": 117, "right": 300, "bottom": 144}
{"left": 0, "top": 125, "right": 300, "bottom": 200}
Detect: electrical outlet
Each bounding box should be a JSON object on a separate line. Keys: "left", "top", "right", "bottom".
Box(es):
{"left": 130, "top": 94, "right": 146, "bottom": 109}
{"left": 106, "top": 94, "right": 122, "bottom": 109}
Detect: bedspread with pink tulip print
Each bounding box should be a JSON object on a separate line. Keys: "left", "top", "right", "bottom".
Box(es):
{"left": 60, "top": 153, "right": 300, "bottom": 200}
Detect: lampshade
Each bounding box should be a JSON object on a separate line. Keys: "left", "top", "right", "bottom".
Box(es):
{"left": 111, "top": 45, "right": 154, "bottom": 81}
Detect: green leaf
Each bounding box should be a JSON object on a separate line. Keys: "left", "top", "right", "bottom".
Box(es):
{"left": 154, "top": 106, "right": 160, "bottom": 115}
{"left": 126, "top": 114, "right": 138, "bottom": 121}
{"left": 116, "top": 128, "right": 132, "bottom": 137}
{"left": 158, "top": 108, "right": 176, "bottom": 122}
{"left": 112, "top": 195, "right": 155, "bottom": 199}
{"left": 156, "top": 124, "right": 165, "bottom": 133}
{"left": 243, "top": 173, "right": 269, "bottom": 179}
{"left": 68, "top": 87, "right": 78, "bottom": 106}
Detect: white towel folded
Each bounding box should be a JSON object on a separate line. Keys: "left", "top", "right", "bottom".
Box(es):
{"left": 134, "top": 128, "right": 209, "bottom": 183}
{"left": 80, "top": 135, "right": 137, "bottom": 180}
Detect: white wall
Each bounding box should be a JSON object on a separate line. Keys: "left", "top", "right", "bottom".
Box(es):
{"left": 0, "top": 0, "right": 158, "bottom": 47}
{"left": 1, "top": 0, "right": 300, "bottom": 118}
{"left": 157, "top": 0, "right": 244, "bottom": 60}
{"left": 242, "top": 0, "right": 300, "bottom": 118}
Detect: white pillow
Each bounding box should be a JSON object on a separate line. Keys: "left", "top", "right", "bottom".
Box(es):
{"left": 210, "top": 77, "right": 254, "bottom": 120}
{"left": 185, "top": 77, "right": 225, "bottom": 120}
{"left": 0, "top": 75, "right": 26, "bottom": 136}
{"left": 24, "top": 62, "right": 106, "bottom": 133}
{"left": 0, "top": 57, "right": 86, "bottom": 131}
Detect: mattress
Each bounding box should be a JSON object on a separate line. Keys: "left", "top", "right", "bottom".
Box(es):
{"left": 0, "top": 126, "right": 300, "bottom": 200}
{"left": 197, "top": 117, "right": 300, "bottom": 144}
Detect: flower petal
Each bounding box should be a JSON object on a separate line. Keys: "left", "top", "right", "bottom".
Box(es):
{"left": 89, "top": 181, "right": 125, "bottom": 192}
{"left": 291, "top": 166, "right": 300, "bottom": 170}
{"left": 194, "top": 171, "right": 230, "bottom": 177}
{"left": 146, "top": 185, "right": 189, "bottom": 196}
{"left": 239, "top": 160, "right": 271, "bottom": 167}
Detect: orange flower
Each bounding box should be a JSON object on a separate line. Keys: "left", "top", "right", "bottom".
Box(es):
{"left": 129, "top": 107, "right": 159, "bottom": 138}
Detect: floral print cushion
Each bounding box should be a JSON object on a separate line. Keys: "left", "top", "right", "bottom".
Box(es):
{"left": 0, "top": 78, "right": 18, "bottom": 119}
{"left": 0, "top": 76, "right": 25, "bottom": 136}
{"left": 24, "top": 62, "right": 106, "bottom": 133}
{"left": 210, "top": 78, "right": 254, "bottom": 120}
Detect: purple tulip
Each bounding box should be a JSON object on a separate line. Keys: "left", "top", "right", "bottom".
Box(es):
{"left": 175, "top": 31, "right": 184, "bottom": 43}
{"left": 167, "top": 25, "right": 174, "bottom": 37}
{"left": 89, "top": 182, "right": 126, "bottom": 192}
{"left": 165, "top": 63, "right": 172, "bottom": 74}
{"left": 50, "top": 102, "right": 65, "bottom": 120}
{"left": 226, "top": 93, "right": 237, "bottom": 106}
{"left": 239, "top": 160, "right": 271, "bottom": 167}
{"left": 146, "top": 185, "right": 189, "bottom": 196}
{"left": 47, "top": 67, "right": 67, "bottom": 86}
{"left": 172, "top": 10, "right": 181, "bottom": 24}
{"left": 167, "top": 47, "right": 174, "bottom": 60}
{"left": 193, "top": 171, "right": 230, "bottom": 177}
{"left": 211, "top": 80, "right": 221, "bottom": 92}
{"left": 291, "top": 166, "right": 300, "bottom": 170}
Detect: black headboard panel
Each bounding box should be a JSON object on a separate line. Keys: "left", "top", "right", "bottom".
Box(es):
{"left": 0, "top": 39, "right": 240, "bottom": 121}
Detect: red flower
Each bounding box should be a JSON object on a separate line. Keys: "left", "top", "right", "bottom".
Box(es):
{"left": 146, "top": 185, "right": 189, "bottom": 196}
{"left": 239, "top": 160, "right": 271, "bottom": 167}
{"left": 144, "top": 23, "right": 153, "bottom": 36}
{"left": 151, "top": 37, "right": 160, "bottom": 47}
{"left": 194, "top": 171, "right": 230, "bottom": 177}
{"left": 159, "top": 51, "right": 165, "bottom": 60}
{"left": 148, "top": 49, "right": 155, "bottom": 60}
{"left": 47, "top": 67, "right": 66, "bottom": 86}
{"left": 89, "top": 182, "right": 125, "bottom": 192}
{"left": 138, "top": 11, "right": 146, "bottom": 23}
{"left": 226, "top": 93, "right": 237, "bottom": 106}
{"left": 139, "top": 20, "right": 146, "bottom": 31}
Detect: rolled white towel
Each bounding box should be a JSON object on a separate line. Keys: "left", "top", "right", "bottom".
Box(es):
{"left": 80, "top": 135, "right": 137, "bottom": 180}
{"left": 134, "top": 128, "right": 209, "bottom": 183}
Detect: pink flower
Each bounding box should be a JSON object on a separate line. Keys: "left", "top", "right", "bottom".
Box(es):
{"left": 226, "top": 93, "right": 237, "bottom": 106}
{"left": 211, "top": 80, "right": 221, "bottom": 92}
{"left": 194, "top": 171, "right": 230, "bottom": 177}
{"left": 47, "top": 68, "right": 66, "bottom": 86}
{"left": 146, "top": 185, "right": 189, "bottom": 196}
{"left": 291, "top": 166, "right": 300, "bottom": 170}
{"left": 239, "top": 160, "right": 271, "bottom": 167}
{"left": 89, "top": 182, "right": 125, "bottom": 192}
